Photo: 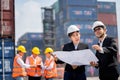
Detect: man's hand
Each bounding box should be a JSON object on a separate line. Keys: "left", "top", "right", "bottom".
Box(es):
{"left": 92, "top": 45, "right": 101, "bottom": 51}
{"left": 90, "top": 61, "right": 98, "bottom": 67}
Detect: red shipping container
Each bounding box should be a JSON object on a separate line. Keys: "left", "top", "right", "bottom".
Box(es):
{"left": 1, "top": 0, "right": 13, "bottom": 11}
{"left": 2, "top": 12, "right": 13, "bottom": 20}
{"left": 0, "top": 20, "right": 14, "bottom": 36}
{"left": 98, "top": 13, "right": 117, "bottom": 26}
{"left": 0, "top": 0, "right": 15, "bottom": 38}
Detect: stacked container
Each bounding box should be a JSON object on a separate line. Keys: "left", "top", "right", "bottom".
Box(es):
{"left": 0, "top": 38, "right": 15, "bottom": 80}
{"left": 55, "top": 0, "right": 98, "bottom": 50}
{"left": 97, "top": 2, "right": 117, "bottom": 38}
{"left": 17, "top": 33, "right": 44, "bottom": 60}
{"left": 0, "top": 0, "right": 15, "bottom": 80}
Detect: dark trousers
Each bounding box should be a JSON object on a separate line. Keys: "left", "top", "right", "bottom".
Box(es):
{"left": 64, "top": 71, "right": 86, "bottom": 80}
{"left": 28, "top": 76, "right": 41, "bottom": 80}
{"left": 45, "top": 78, "right": 53, "bottom": 80}
{"left": 100, "top": 75, "right": 119, "bottom": 80}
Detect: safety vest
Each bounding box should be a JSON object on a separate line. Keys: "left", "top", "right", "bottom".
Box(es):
{"left": 26, "top": 56, "right": 42, "bottom": 76}
{"left": 44, "top": 57, "right": 57, "bottom": 78}
{"left": 12, "top": 55, "right": 27, "bottom": 78}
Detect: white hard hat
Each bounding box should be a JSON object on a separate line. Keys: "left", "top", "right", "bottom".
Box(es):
{"left": 67, "top": 25, "right": 79, "bottom": 36}
{"left": 92, "top": 21, "right": 106, "bottom": 30}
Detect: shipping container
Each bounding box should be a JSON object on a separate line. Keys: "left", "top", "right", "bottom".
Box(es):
{"left": 0, "top": 38, "right": 15, "bottom": 80}
{"left": 0, "top": 0, "right": 15, "bottom": 38}
{"left": 98, "top": 13, "right": 117, "bottom": 26}
{"left": 97, "top": 2, "right": 116, "bottom": 13}
{"left": 0, "top": 38, "right": 14, "bottom": 58}
{"left": 0, "top": 74, "right": 14, "bottom": 80}
{"left": 59, "top": 0, "right": 97, "bottom": 10}
{"left": 106, "top": 26, "right": 118, "bottom": 38}
{"left": 1, "top": 11, "right": 13, "bottom": 20}
{"left": 52, "top": 1, "right": 59, "bottom": 14}
{"left": 0, "top": 59, "right": 13, "bottom": 73}
{"left": 80, "top": 34, "right": 97, "bottom": 48}
{"left": 61, "top": 6, "right": 97, "bottom": 21}
{"left": 19, "top": 33, "right": 43, "bottom": 40}
{"left": 63, "top": 21, "right": 95, "bottom": 34}
{"left": 18, "top": 33, "right": 44, "bottom": 55}
{"left": 44, "top": 8, "right": 54, "bottom": 22}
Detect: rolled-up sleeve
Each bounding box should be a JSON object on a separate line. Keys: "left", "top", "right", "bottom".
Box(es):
{"left": 17, "top": 57, "right": 30, "bottom": 68}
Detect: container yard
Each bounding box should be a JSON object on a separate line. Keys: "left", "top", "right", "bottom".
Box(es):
{"left": 0, "top": 0, "right": 120, "bottom": 80}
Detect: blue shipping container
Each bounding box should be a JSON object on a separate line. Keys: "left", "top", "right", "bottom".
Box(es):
{"left": 65, "top": 6, "right": 97, "bottom": 20}
{"left": 63, "top": 21, "right": 95, "bottom": 34}
{"left": 0, "top": 74, "right": 15, "bottom": 80}
{"left": 0, "top": 39, "right": 15, "bottom": 58}
{"left": 19, "top": 33, "right": 43, "bottom": 41}
{"left": 97, "top": 2, "right": 116, "bottom": 13}
{"left": 80, "top": 34, "right": 97, "bottom": 48}
{"left": 106, "top": 26, "right": 118, "bottom": 38}
{"left": 59, "top": 0, "right": 97, "bottom": 10}
{"left": 0, "top": 59, "right": 13, "bottom": 73}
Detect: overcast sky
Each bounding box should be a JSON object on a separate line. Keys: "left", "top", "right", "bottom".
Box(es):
{"left": 15, "top": 0, "right": 119, "bottom": 44}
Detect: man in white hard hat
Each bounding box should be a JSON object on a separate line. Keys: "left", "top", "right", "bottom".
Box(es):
{"left": 90, "top": 21, "right": 119, "bottom": 80}
{"left": 55, "top": 25, "right": 89, "bottom": 80}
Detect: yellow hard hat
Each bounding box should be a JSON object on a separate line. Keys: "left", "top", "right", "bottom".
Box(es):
{"left": 17, "top": 45, "right": 27, "bottom": 53}
{"left": 44, "top": 47, "right": 53, "bottom": 54}
{"left": 32, "top": 47, "right": 40, "bottom": 55}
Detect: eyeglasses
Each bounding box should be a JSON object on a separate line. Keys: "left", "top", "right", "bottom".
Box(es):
{"left": 94, "top": 27, "right": 102, "bottom": 32}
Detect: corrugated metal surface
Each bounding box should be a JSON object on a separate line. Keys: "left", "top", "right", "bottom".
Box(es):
{"left": 0, "top": 59, "right": 13, "bottom": 73}
{"left": 52, "top": 1, "right": 59, "bottom": 14}
{"left": 18, "top": 33, "right": 44, "bottom": 55}
{"left": 2, "top": 11, "right": 13, "bottom": 20}
{"left": 59, "top": 0, "right": 97, "bottom": 10}
{"left": 0, "top": 38, "right": 15, "bottom": 80}
{"left": 44, "top": 8, "right": 53, "bottom": 22}
{"left": 66, "top": 0, "right": 97, "bottom": 6}
{"left": 0, "top": 20, "right": 14, "bottom": 37}
{"left": 0, "top": 74, "right": 14, "bottom": 80}
{"left": 19, "top": 33, "right": 43, "bottom": 40}
{"left": 0, "top": 0, "right": 15, "bottom": 38}
{"left": 66, "top": 6, "right": 97, "bottom": 20}
{"left": 98, "top": 13, "right": 117, "bottom": 26}
{"left": 106, "top": 26, "right": 118, "bottom": 37}
{"left": 80, "top": 34, "right": 97, "bottom": 48}
{"left": 0, "top": 38, "right": 14, "bottom": 58}
{"left": 64, "top": 21, "right": 95, "bottom": 34}
{"left": 97, "top": 2, "right": 116, "bottom": 13}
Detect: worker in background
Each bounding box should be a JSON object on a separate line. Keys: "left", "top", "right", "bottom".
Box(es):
{"left": 25, "top": 47, "right": 43, "bottom": 80}
{"left": 12, "top": 45, "right": 36, "bottom": 80}
{"left": 90, "top": 21, "right": 119, "bottom": 80}
{"left": 55, "top": 25, "right": 89, "bottom": 80}
{"left": 43, "top": 47, "right": 57, "bottom": 80}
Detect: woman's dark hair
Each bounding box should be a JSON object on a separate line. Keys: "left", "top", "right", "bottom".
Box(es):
{"left": 68, "top": 31, "right": 79, "bottom": 37}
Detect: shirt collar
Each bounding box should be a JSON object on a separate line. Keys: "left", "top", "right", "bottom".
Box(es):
{"left": 99, "top": 34, "right": 107, "bottom": 43}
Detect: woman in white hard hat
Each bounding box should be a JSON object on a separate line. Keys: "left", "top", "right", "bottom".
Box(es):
{"left": 56, "top": 25, "right": 89, "bottom": 80}
{"left": 90, "top": 21, "right": 119, "bottom": 80}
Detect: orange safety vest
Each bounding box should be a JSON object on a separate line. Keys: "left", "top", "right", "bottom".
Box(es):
{"left": 12, "top": 55, "right": 27, "bottom": 78}
{"left": 26, "top": 56, "right": 42, "bottom": 76}
{"left": 44, "top": 58, "right": 57, "bottom": 78}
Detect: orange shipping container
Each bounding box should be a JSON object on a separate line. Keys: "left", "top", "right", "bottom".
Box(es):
{"left": 98, "top": 13, "right": 117, "bottom": 26}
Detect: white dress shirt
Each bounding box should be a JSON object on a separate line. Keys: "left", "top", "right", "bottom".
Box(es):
{"left": 16, "top": 54, "right": 30, "bottom": 68}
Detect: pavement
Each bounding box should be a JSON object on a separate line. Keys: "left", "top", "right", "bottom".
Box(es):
{"left": 54, "top": 76, "right": 120, "bottom": 80}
